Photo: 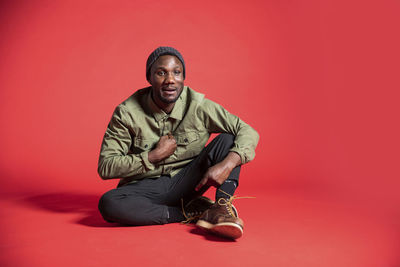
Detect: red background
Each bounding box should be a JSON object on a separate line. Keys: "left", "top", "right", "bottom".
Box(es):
{"left": 1, "top": 0, "right": 399, "bottom": 266}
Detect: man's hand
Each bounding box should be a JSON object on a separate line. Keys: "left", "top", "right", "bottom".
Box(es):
{"left": 195, "top": 152, "right": 241, "bottom": 191}
{"left": 148, "top": 133, "right": 177, "bottom": 163}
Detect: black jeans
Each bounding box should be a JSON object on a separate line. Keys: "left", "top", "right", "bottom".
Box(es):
{"left": 98, "top": 133, "right": 240, "bottom": 225}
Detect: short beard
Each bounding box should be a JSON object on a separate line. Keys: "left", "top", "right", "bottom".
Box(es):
{"left": 154, "top": 87, "right": 183, "bottom": 104}
{"left": 159, "top": 94, "right": 179, "bottom": 104}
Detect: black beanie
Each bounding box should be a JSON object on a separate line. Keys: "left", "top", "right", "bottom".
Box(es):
{"left": 146, "top": 46, "right": 185, "bottom": 81}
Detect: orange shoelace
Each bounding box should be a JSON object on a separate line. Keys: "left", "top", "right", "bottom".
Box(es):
{"left": 216, "top": 189, "right": 256, "bottom": 217}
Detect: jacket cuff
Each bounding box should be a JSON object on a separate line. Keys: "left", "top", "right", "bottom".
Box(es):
{"left": 229, "top": 147, "right": 246, "bottom": 165}
{"left": 140, "top": 151, "right": 155, "bottom": 171}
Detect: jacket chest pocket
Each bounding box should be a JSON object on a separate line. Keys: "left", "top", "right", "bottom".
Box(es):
{"left": 175, "top": 132, "right": 199, "bottom": 146}
{"left": 174, "top": 132, "right": 203, "bottom": 159}
{"left": 131, "top": 138, "right": 155, "bottom": 153}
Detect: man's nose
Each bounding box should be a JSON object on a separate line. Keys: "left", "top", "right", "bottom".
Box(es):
{"left": 164, "top": 72, "right": 175, "bottom": 84}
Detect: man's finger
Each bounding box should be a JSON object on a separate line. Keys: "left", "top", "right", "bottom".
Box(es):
{"left": 195, "top": 177, "right": 208, "bottom": 191}
{"left": 167, "top": 132, "right": 173, "bottom": 139}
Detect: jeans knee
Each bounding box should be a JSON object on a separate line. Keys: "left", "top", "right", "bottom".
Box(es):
{"left": 205, "top": 133, "right": 236, "bottom": 163}
{"left": 98, "top": 191, "right": 117, "bottom": 220}
{"left": 215, "top": 133, "right": 235, "bottom": 146}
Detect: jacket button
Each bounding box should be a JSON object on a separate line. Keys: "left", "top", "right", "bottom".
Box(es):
{"left": 144, "top": 144, "right": 148, "bottom": 148}
{"left": 184, "top": 138, "right": 188, "bottom": 142}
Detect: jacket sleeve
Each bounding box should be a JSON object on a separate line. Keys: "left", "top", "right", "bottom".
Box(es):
{"left": 198, "top": 99, "right": 260, "bottom": 164}
{"left": 97, "top": 105, "right": 155, "bottom": 179}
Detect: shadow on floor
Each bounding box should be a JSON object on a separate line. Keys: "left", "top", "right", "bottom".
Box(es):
{"left": 22, "top": 192, "right": 118, "bottom": 228}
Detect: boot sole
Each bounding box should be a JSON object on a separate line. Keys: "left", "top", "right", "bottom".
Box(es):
{"left": 196, "top": 220, "right": 243, "bottom": 239}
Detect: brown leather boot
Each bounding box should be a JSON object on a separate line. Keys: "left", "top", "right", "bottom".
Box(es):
{"left": 196, "top": 198, "right": 244, "bottom": 239}
{"left": 181, "top": 196, "right": 215, "bottom": 223}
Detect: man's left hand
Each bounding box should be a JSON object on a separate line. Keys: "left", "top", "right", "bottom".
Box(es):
{"left": 195, "top": 163, "right": 231, "bottom": 190}
{"left": 195, "top": 152, "right": 241, "bottom": 191}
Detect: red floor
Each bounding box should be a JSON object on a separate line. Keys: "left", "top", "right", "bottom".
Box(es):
{"left": 1, "top": 183, "right": 399, "bottom": 267}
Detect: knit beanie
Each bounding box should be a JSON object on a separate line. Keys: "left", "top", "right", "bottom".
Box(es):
{"left": 146, "top": 46, "right": 186, "bottom": 81}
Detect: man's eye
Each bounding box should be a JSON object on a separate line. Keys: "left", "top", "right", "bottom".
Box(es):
{"left": 157, "top": 71, "right": 165, "bottom": 76}
{"left": 174, "top": 70, "right": 181, "bottom": 75}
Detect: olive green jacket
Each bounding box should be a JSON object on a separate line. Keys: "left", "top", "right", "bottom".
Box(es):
{"left": 98, "top": 86, "right": 259, "bottom": 187}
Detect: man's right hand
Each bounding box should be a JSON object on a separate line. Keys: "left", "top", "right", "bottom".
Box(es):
{"left": 148, "top": 133, "right": 177, "bottom": 163}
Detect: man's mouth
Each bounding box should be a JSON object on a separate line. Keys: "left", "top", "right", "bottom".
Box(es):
{"left": 162, "top": 87, "right": 177, "bottom": 91}
{"left": 161, "top": 87, "right": 177, "bottom": 97}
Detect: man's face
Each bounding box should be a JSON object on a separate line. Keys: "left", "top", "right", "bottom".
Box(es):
{"left": 149, "top": 55, "right": 184, "bottom": 105}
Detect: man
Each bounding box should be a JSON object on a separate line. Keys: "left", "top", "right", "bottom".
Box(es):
{"left": 98, "top": 46, "right": 259, "bottom": 239}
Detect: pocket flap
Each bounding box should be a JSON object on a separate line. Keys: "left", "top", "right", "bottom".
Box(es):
{"left": 134, "top": 138, "right": 151, "bottom": 150}
{"left": 176, "top": 132, "right": 199, "bottom": 145}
